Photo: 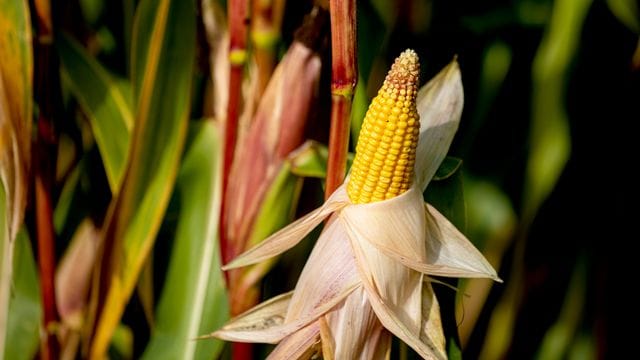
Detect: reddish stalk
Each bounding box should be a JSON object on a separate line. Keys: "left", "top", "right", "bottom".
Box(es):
{"left": 33, "top": 0, "right": 59, "bottom": 357}
{"left": 221, "top": 0, "right": 249, "bottom": 267}
{"left": 325, "top": 0, "right": 357, "bottom": 199}
{"left": 251, "top": 0, "right": 285, "bottom": 97}
{"left": 221, "top": 1, "right": 252, "bottom": 358}
{"left": 34, "top": 125, "right": 59, "bottom": 360}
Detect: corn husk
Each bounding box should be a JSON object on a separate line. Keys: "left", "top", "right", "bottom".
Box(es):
{"left": 211, "top": 58, "right": 501, "bottom": 359}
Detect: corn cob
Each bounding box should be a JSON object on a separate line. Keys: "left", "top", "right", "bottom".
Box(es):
{"left": 347, "top": 50, "right": 420, "bottom": 204}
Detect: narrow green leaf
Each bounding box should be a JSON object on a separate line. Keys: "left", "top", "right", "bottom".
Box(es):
{"left": 525, "top": 0, "right": 591, "bottom": 221}
{"left": 3, "top": 230, "right": 41, "bottom": 360}
{"left": 143, "top": 121, "right": 228, "bottom": 359}
{"left": 90, "top": 0, "right": 195, "bottom": 356}
{"left": 247, "top": 162, "right": 303, "bottom": 248}
{"left": 57, "top": 34, "right": 133, "bottom": 193}
{"left": 536, "top": 258, "right": 588, "bottom": 360}
{"left": 290, "top": 141, "right": 353, "bottom": 179}
{"left": 606, "top": 0, "right": 640, "bottom": 33}
{"left": 432, "top": 157, "right": 463, "bottom": 181}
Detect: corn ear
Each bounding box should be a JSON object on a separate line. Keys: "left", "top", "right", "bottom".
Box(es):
{"left": 348, "top": 49, "right": 420, "bottom": 204}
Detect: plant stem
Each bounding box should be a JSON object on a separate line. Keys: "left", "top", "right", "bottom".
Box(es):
{"left": 220, "top": 0, "right": 249, "bottom": 267}
{"left": 251, "top": 0, "right": 285, "bottom": 97}
{"left": 325, "top": 0, "right": 356, "bottom": 199}
{"left": 33, "top": 0, "right": 59, "bottom": 357}
{"left": 222, "top": 1, "right": 253, "bottom": 359}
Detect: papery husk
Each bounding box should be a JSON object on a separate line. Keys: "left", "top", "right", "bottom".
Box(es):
{"left": 214, "top": 216, "right": 359, "bottom": 343}
{"left": 213, "top": 57, "right": 498, "bottom": 360}
{"left": 424, "top": 204, "right": 501, "bottom": 281}
{"left": 342, "top": 182, "right": 500, "bottom": 281}
{"left": 201, "top": 0, "right": 228, "bottom": 123}
{"left": 349, "top": 234, "right": 443, "bottom": 360}
{"left": 415, "top": 59, "right": 464, "bottom": 191}
{"left": 56, "top": 219, "right": 101, "bottom": 329}
{"left": 211, "top": 291, "right": 292, "bottom": 343}
{"left": 223, "top": 185, "right": 349, "bottom": 270}
{"left": 268, "top": 322, "right": 321, "bottom": 360}
{"left": 420, "top": 283, "right": 446, "bottom": 358}
{"left": 285, "top": 215, "right": 360, "bottom": 322}
{"left": 225, "top": 42, "right": 322, "bottom": 258}
{"left": 323, "top": 287, "right": 390, "bottom": 360}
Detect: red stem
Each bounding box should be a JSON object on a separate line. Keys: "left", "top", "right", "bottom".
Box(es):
{"left": 220, "top": 0, "right": 249, "bottom": 267}
{"left": 32, "top": 0, "right": 59, "bottom": 357}
{"left": 325, "top": 0, "right": 357, "bottom": 199}
{"left": 220, "top": 2, "right": 253, "bottom": 359}
{"left": 34, "top": 131, "right": 60, "bottom": 360}
{"left": 33, "top": 37, "right": 60, "bottom": 360}
{"left": 326, "top": 96, "right": 351, "bottom": 197}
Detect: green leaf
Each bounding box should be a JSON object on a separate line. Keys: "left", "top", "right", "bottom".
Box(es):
{"left": 526, "top": 0, "right": 591, "bottom": 221}
{"left": 432, "top": 157, "right": 463, "bottom": 181}
{"left": 57, "top": 33, "right": 133, "bottom": 193}
{"left": 536, "top": 258, "right": 588, "bottom": 360}
{"left": 290, "top": 141, "right": 353, "bottom": 179}
{"left": 607, "top": 0, "right": 640, "bottom": 33}
{"left": 3, "top": 230, "right": 41, "bottom": 360}
{"left": 247, "top": 161, "right": 303, "bottom": 248}
{"left": 143, "top": 121, "right": 228, "bottom": 360}
{"left": 89, "top": 0, "right": 196, "bottom": 356}
{"left": 424, "top": 165, "right": 466, "bottom": 232}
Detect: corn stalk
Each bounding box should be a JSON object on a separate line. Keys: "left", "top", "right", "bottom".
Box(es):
{"left": 325, "top": 0, "right": 356, "bottom": 198}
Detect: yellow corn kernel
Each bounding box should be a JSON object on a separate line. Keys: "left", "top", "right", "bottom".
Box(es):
{"left": 347, "top": 49, "right": 420, "bottom": 204}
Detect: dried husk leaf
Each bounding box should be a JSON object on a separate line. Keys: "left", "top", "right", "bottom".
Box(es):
{"left": 415, "top": 59, "right": 464, "bottom": 191}
{"left": 225, "top": 41, "right": 322, "bottom": 256}
{"left": 222, "top": 185, "right": 349, "bottom": 269}
{"left": 341, "top": 184, "right": 427, "bottom": 266}
{"left": 213, "top": 271, "right": 353, "bottom": 345}
{"left": 56, "top": 219, "right": 100, "bottom": 329}
{"left": 285, "top": 216, "right": 360, "bottom": 322}
{"left": 424, "top": 204, "right": 501, "bottom": 281}
{"left": 420, "top": 283, "right": 446, "bottom": 359}
{"left": 323, "top": 287, "right": 389, "bottom": 360}
{"left": 267, "top": 322, "right": 321, "bottom": 360}
{"left": 211, "top": 291, "right": 292, "bottom": 343}
{"left": 201, "top": 0, "right": 228, "bottom": 122}
{"left": 342, "top": 214, "right": 423, "bottom": 338}
{"left": 341, "top": 181, "right": 499, "bottom": 281}
{"left": 348, "top": 233, "right": 443, "bottom": 360}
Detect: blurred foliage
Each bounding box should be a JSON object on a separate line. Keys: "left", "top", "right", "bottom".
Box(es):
{"left": 0, "top": 0, "right": 637, "bottom": 358}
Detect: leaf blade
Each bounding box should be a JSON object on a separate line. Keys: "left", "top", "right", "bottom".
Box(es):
{"left": 89, "top": 0, "right": 196, "bottom": 356}
{"left": 142, "top": 122, "right": 228, "bottom": 360}
{"left": 57, "top": 34, "right": 133, "bottom": 193}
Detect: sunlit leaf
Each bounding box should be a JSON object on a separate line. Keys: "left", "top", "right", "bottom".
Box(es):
{"left": 58, "top": 34, "right": 133, "bottom": 193}
{"left": 143, "top": 121, "right": 229, "bottom": 359}
{"left": 606, "top": 0, "right": 640, "bottom": 33}
{"left": 526, "top": 0, "right": 591, "bottom": 221}
{"left": 289, "top": 141, "right": 353, "bottom": 179}
{"left": 88, "top": 0, "right": 196, "bottom": 356}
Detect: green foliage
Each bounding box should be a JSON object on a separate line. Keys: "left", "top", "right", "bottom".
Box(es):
{"left": 3, "top": 230, "right": 41, "bottom": 360}
{"left": 58, "top": 34, "right": 133, "bottom": 193}
{"left": 143, "top": 121, "right": 228, "bottom": 359}
{"left": 88, "top": 0, "right": 197, "bottom": 355}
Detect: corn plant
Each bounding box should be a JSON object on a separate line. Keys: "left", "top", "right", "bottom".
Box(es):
{"left": 1, "top": 0, "right": 631, "bottom": 359}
